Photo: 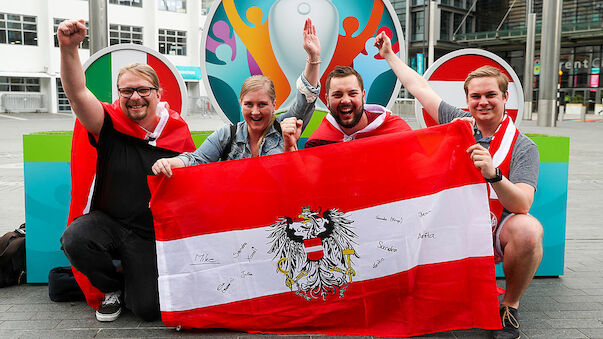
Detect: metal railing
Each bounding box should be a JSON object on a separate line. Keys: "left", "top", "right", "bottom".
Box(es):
{"left": 455, "top": 20, "right": 603, "bottom": 42}
{"left": 0, "top": 93, "right": 46, "bottom": 113}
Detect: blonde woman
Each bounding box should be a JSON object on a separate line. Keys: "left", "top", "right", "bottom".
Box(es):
{"left": 152, "top": 18, "right": 320, "bottom": 177}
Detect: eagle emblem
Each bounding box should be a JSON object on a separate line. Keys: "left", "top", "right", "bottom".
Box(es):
{"left": 267, "top": 206, "right": 358, "bottom": 301}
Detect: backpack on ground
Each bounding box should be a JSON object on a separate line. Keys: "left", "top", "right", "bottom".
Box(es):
{"left": 48, "top": 266, "right": 85, "bottom": 302}
{"left": 0, "top": 223, "right": 26, "bottom": 287}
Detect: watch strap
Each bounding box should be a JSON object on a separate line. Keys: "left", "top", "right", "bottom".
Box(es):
{"left": 485, "top": 168, "right": 503, "bottom": 183}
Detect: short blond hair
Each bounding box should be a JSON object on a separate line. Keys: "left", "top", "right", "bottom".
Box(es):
{"left": 464, "top": 65, "right": 508, "bottom": 96}
{"left": 117, "top": 63, "right": 160, "bottom": 89}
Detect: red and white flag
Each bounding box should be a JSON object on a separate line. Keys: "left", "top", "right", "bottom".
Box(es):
{"left": 148, "top": 121, "right": 501, "bottom": 337}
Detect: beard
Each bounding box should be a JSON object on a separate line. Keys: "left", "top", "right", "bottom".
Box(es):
{"left": 123, "top": 99, "right": 150, "bottom": 121}
{"left": 330, "top": 102, "right": 364, "bottom": 129}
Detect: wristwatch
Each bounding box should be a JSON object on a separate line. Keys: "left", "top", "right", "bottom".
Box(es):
{"left": 485, "top": 168, "right": 503, "bottom": 183}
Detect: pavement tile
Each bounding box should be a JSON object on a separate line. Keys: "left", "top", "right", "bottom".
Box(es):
{"left": 578, "top": 328, "right": 603, "bottom": 338}
{"left": 523, "top": 286, "right": 587, "bottom": 296}
{"left": 521, "top": 328, "right": 588, "bottom": 338}
{"left": 514, "top": 319, "right": 553, "bottom": 329}
{"left": 136, "top": 318, "right": 165, "bottom": 327}
{"left": 0, "top": 311, "right": 34, "bottom": 320}
{"left": 0, "top": 319, "right": 60, "bottom": 330}
{"left": 522, "top": 302, "right": 603, "bottom": 312}
{"left": 14, "top": 329, "right": 100, "bottom": 338}
{"left": 7, "top": 303, "right": 74, "bottom": 312}
{"left": 583, "top": 288, "right": 603, "bottom": 296}
{"left": 95, "top": 328, "right": 186, "bottom": 337}
{"left": 544, "top": 318, "right": 603, "bottom": 329}
{"left": 553, "top": 295, "right": 603, "bottom": 303}
{"left": 31, "top": 310, "right": 96, "bottom": 320}
{"left": 517, "top": 311, "right": 548, "bottom": 321}
{"left": 56, "top": 318, "right": 139, "bottom": 329}
{"left": 0, "top": 305, "right": 10, "bottom": 312}
{"left": 544, "top": 310, "right": 603, "bottom": 319}
{"left": 0, "top": 329, "right": 21, "bottom": 339}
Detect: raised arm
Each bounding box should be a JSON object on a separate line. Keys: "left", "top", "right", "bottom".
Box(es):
{"left": 374, "top": 31, "right": 442, "bottom": 122}
{"left": 302, "top": 18, "right": 320, "bottom": 87}
{"left": 58, "top": 19, "right": 104, "bottom": 135}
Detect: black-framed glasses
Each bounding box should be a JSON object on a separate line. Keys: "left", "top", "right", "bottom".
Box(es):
{"left": 117, "top": 86, "right": 158, "bottom": 98}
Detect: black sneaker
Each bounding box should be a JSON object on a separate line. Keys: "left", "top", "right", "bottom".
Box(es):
{"left": 492, "top": 305, "right": 520, "bottom": 339}
{"left": 96, "top": 291, "right": 122, "bottom": 322}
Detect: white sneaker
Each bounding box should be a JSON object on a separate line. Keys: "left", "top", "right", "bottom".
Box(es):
{"left": 95, "top": 291, "right": 122, "bottom": 322}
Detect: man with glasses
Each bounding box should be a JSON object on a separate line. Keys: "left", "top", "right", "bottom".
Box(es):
{"left": 374, "top": 32, "right": 542, "bottom": 339}
{"left": 57, "top": 19, "right": 195, "bottom": 322}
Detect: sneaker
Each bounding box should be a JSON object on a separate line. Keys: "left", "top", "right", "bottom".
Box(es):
{"left": 96, "top": 291, "right": 122, "bottom": 322}
{"left": 492, "top": 305, "right": 520, "bottom": 339}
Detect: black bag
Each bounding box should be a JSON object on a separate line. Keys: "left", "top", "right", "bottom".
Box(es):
{"left": 48, "top": 266, "right": 85, "bottom": 302}
{"left": 0, "top": 223, "right": 26, "bottom": 287}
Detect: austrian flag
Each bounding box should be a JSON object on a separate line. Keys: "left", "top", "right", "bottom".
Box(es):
{"left": 148, "top": 121, "right": 501, "bottom": 336}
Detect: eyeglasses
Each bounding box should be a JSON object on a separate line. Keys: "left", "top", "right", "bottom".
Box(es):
{"left": 117, "top": 86, "right": 158, "bottom": 98}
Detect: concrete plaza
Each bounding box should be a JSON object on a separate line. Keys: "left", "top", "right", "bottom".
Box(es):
{"left": 0, "top": 110, "right": 602, "bottom": 338}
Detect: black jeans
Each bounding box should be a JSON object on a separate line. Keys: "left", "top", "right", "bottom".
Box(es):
{"left": 61, "top": 211, "right": 160, "bottom": 321}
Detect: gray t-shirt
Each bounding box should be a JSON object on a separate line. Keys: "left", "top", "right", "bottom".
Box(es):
{"left": 438, "top": 101, "right": 539, "bottom": 191}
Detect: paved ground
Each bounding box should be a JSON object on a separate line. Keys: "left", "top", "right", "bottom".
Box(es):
{"left": 0, "top": 111, "right": 602, "bottom": 338}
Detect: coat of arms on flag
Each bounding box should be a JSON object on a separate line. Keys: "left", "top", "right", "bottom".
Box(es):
{"left": 148, "top": 121, "right": 501, "bottom": 336}
{"left": 268, "top": 207, "right": 357, "bottom": 300}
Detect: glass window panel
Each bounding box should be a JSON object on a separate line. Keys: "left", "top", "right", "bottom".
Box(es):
{"left": 23, "top": 32, "right": 37, "bottom": 45}
{"left": 7, "top": 14, "right": 20, "bottom": 21}
{"left": 0, "top": 77, "right": 7, "bottom": 83}
{"left": 0, "top": 30, "right": 5, "bottom": 44}
{"left": 7, "top": 22, "right": 22, "bottom": 29}
{"left": 23, "top": 24, "right": 36, "bottom": 31}
{"left": 12, "top": 85, "right": 25, "bottom": 91}
{"left": 0, "top": 85, "right": 8, "bottom": 91}
{"left": 8, "top": 30, "right": 21, "bottom": 44}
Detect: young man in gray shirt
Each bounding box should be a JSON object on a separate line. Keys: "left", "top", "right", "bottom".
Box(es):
{"left": 374, "top": 33, "right": 543, "bottom": 339}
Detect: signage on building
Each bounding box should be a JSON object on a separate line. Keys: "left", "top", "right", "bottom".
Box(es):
{"left": 415, "top": 48, "right": 524, "bottom": 128}
{"left": 200, "top": 0, "right": 404, "bottom": 124}
{"left": 82, "top": 44, "right": 188, "bottom": 115}
{"left": 176, "top": 66, "right": 203, "bottom": 80}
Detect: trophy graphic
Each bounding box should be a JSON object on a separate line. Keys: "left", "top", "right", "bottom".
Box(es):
{"left": 268, "top": 0, "right": 339, "bottom": 110}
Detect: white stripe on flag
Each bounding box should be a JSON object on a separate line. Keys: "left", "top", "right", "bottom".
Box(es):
{"left": 427, "top": 81, "right": 520, "bottom": 109}
{"left": 156, "top": 183, "right": 492, "bottom": 312}
{"left": 110, "top": 50, "right": 147, "bottom": 101}
{"left": 305, "top": 245, "right": 322, "bottom": 252}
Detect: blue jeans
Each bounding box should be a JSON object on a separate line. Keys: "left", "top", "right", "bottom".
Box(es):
{"left": 61, "top": 210, "right": 160, "bottom": 321}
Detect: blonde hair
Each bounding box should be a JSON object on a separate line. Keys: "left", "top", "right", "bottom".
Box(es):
{"left": 117, "top": 63, "right": 160, "bottom": 89}
{"left": 240, "top": 75, "right": 277, "bottom": 148}
{"left": 240, "top": 75, "right": 276, "bottom": 102}
{"left": 464, "top": 65, "right": 508, "bottom": 96}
